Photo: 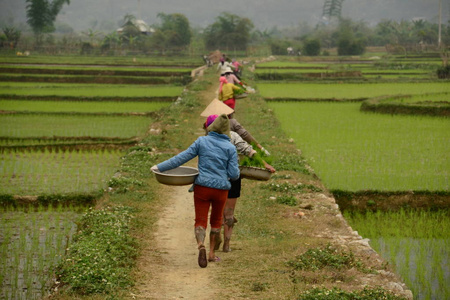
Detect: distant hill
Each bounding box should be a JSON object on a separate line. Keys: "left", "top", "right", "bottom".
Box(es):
{"left": 0, "top": 0, "right": 448, "bottom": 32}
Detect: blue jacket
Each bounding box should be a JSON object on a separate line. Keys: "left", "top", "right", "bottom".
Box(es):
{"left": 157, "top": 131, "right": 240, "bottom": 190}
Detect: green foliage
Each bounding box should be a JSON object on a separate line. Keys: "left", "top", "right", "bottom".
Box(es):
{"left": 56, "top": 206, "right": 137, "bottom": 295}
{"left": 302, "top": 38, "right": 321, "bottom": 56}
{"left": 437, "top": 65, "right": 450, "bottom": 79}
{"left": 26, "top": 0, "right": 70, "bottom": 42}
{"left": 1, "top": 26, "right": 21, "bottom": 49}
{"left": 336, "top": 18, "right": 367, "bottom": 55}
{"left": 0, "top": 194, "right": 15, "bottom": 206}
{"left": 269, "top": 39, "right": 299, "bottom": 55}
{"left": 276, "top": 195, "right": 297, "bottom": 206}
{"left": 273, "top": 153, "right": 311, "bottom": 174}
{"left": 239, "top": 144, "right": 272, "bottom": 168}
{"left": 338, "top": 37, "right": 366, "bottom": 56}
{"left": 262, "top": 182, "right": 322, "bottom": 194}
{"left": 203, "top": 13, "right": 254, "bottom": 51}
{"left": 298, "top": 286, "right": 407, "bottom": 300}
{"left": 156, "top": 13, "right": 192, "bottom": 48}
{"left": 286, "top": 244, "right": 358, "bottom": 271}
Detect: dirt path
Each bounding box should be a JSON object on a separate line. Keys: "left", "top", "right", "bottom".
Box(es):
{"left": 131, "top": 79, "right": 220, "bottom": 300}
{"left": 134, "top": 185, "right": 217, "bottom": 300}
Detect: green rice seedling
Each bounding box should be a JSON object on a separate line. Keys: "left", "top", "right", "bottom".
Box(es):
{"left": 0, "top": 114, "right": 151, "bottom": 138}
{"left": 0, "top": 55, "right": 202, "bottom": 66}
{"left": 0, "top": 64, "right": 193, "bottom": 74}
{"left": 0, "top": 149, "right": 123, "bottom": 195}
{"left": 344, "top": 210, "right": 450, "bottom": 300}
{"left": 0, "top": 205, "right": 80, "bottom": 299}
{"left": 260, "top": 82, "right": 450, "bottom": 100}
{"left": 0, "top": 100, "right": 171, "bottom": 114}
{"left": 0, "top": 82, "right": 183, "bottom": 98}
{"left": 268, "top": 102, "right": 449, "bottom": 191}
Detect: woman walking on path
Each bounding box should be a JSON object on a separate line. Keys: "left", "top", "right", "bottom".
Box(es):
{"left": 218, "top": 76, "right": 243, "bottom": 109}
{"left": 221, "top": 131, "right": 276, "bottom": 252}
{"left": 151, "top": 114, "right": 239, "bottom": 268}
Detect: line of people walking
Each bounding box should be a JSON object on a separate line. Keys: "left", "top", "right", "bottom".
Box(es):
{"left": 151, "top": 55, "right": 275, "bottom": 268}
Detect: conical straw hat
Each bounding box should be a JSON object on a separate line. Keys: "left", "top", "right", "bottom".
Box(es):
{"left": 200, "top": 99, "right": 234, "bottom": 117}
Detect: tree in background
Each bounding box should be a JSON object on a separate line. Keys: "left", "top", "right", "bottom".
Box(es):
{"left": 1, "top": 26, "right": 22, "bottom": 49}
{"left": 336, "top": 18, "right": 367, "bottom": 55}
{"left": 302, "top": 38, "right": 321, "bottom": 56}
{"left": 25, "top": 0, "right": 70, "bottom": 45}
{"left": 203, "top": 13, "right": 254, "bottom": 51}
{"left": 156, "top": 13, "right": 192, "bottom": 49}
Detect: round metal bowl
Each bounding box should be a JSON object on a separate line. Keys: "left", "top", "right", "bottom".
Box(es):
{"left": 239, "top": 166, "right": 272, "bottom": 181}
{"left": 235, "top": 92, "right": 248, "bottom": 99}
{"left": 152, "top": 166, "right": 198, "bottom": 186}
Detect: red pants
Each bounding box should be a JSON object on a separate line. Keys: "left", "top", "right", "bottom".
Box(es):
{"left": 223, "top": 98, "right": 236, "bottom": 109}
{"left": 194, "top": 185, "right": 228, "bottom": 229}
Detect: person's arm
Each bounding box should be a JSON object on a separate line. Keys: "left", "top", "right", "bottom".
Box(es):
{"left": 156, "top": 139, "right": 199, "bottom": 172}
{"left": 229, "top": 119, "right": 257, "bottom": 145}
{"left": 232, "top": 84, "right": 243, "bottom": 92}
{"left": 263, "top": 160, "right": 276, "bottom": 173}
{"left": 230, "top": 131, "right": 256, "bottom": 157}
{"left": 227, "top": 148, "right": 240, "bottom": 181}
{"left": 229, "top": 119, "right": 271, "bottom": 155}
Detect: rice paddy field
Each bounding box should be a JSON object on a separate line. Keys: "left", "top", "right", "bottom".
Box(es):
{"left": 0, "top": 54, "right": 188, "bottom": 298}
{"left": 0, "top": 149, "right": 123, "bottom": 195}
{"left": 258, "top": 82, "right": 450, "bottom": 100}
{"left": 0, "top": 82, "right": 184, "bottom": 98}
{"left": 0, "top": 54, "right": 203, "bottom": 67}
{"left": 267, "top": 102, "right": 449, "bottom": 191}
{"left": 260, "top": 54, "right": 449, "bottom": 300}
{"left": 344, "top": 209, "right": 450, "bottom": 300}
{"left": 255, "top": 57, "right": 441, "bottom": 80}
{"left": 0, "top": 114, "right": 152, "bottom": 138}
{"left": 0, "top": 100, "right": 170, "bottom": 114}
{"left": 0, "top": 205, "right": 80, "bottom": 300}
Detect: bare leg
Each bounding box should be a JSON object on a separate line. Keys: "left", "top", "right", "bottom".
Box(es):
{"left": 209, "top": 228, "right": 221, "bottom": 261}
{"left": 223, "top": 197, "right": 237, "bottom": 252}
{"left": 195, "top": 226, "right": 207, "bottom": 268}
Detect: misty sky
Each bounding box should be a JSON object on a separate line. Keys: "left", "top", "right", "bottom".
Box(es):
{"left": 0, "top": 0, "right": 448, "bottom": 32}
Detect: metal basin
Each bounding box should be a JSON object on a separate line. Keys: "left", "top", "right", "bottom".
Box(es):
{"left": 152, "top": 166, "right": 198, "bottom": 186}
{"left": 239, "top": 166, "right": 272, "bottom": 181}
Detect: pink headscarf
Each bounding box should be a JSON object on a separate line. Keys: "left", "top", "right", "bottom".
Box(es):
{"left": 206, "top": 114, "right": 218, "bottom": 127}
{"left": 219, "top": 76, "right": 228, "bottom": 94}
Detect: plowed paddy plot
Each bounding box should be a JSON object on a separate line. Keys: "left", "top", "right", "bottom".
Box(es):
{"left": 0, "top": 149, "right": 123, "bottom": 194}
